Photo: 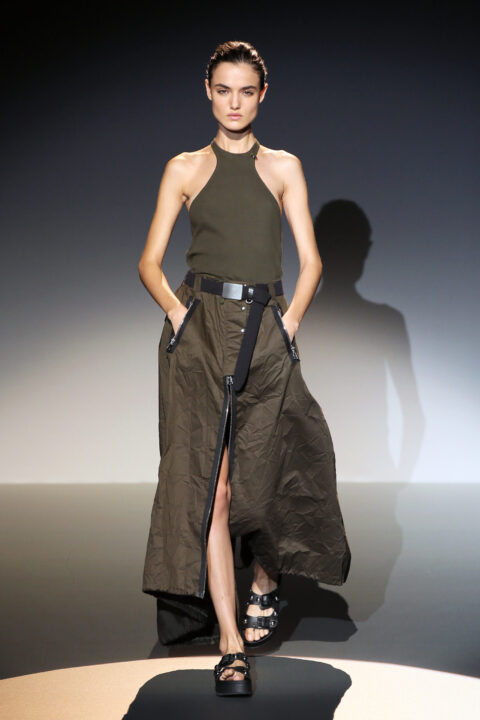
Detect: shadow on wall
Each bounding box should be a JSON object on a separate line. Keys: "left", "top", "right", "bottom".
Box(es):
{"left": 300, "top": 199, "right": 425, "bottom": 485}
{"left": 298, "top": 199, "right": 426, "bottom": 619}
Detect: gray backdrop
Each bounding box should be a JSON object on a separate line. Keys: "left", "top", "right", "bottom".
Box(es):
{"left": 1, "top": 2, "right": 478, "bottom": 484}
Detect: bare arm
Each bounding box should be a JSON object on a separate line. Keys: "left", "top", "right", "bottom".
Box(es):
{"left": 137, "top": 156, "right": 189, "bottom": 332}
{"left": 281, "top": 155, "right": 323, "bottom": 341}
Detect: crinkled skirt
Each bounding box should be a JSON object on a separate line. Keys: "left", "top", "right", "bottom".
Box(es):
{"left": 142, "top": 273, "right": 351, "bottom": 643}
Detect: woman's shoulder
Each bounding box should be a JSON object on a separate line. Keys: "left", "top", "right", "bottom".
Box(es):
{"left": 258, "top": 142, "right": 302, "bottom": 166}
{"left": 167, "top": 142, "right": 212, "bottom": 165}
{"left": 258, "top": 143, "right": 303, "bottom": 179}
{"left": 161, "top": 144, "right": 212, "bottom": 181}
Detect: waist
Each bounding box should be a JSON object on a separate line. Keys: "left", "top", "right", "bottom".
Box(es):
{"left": 183, "top": 270, "right": 283, "bottom": 299}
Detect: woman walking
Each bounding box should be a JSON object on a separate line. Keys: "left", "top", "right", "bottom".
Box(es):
{"left": 138, "top": 41, "right": 351, "bottom": 696}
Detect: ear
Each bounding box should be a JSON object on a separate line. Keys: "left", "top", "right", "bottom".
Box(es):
{"left": 205, "top": 78, "right": 212, "bottom": 101}
{"left": 259, "top": 83, "right": 269, "bottom": 103}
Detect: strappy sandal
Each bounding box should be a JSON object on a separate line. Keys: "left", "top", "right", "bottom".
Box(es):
{"left": 242, "top": 574, "right": 282, "bottom": 647}
{"left": 213, "top": 652, "right": 252, "bottom": 696}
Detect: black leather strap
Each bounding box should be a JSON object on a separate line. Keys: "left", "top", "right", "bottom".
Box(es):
{"left": 243, "top": 613, "right": 278, "bottom": 630}
{"left": 214, "top": 652, "right": 251, "bottom": 678}
{"left": 184, "top": 269, "right": 283, "bottom": 298}
{"left": 232, "top": 284, "right": 271, "bottom": 392}
{"left": 247, "top": 587, "right": 280, "bottom": 608}
{"left": 243, "top": 585, "right": 280, "bottom": 630}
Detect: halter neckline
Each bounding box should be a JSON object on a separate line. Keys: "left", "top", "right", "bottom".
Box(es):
{"left": 211, "top": 138, "right": 259, "bottom": 158}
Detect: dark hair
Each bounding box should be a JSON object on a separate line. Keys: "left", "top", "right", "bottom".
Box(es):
{"left": 206, "top": 41, "right": 267, "bottom": 91}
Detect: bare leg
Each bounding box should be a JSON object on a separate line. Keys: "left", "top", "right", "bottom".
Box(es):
{"left": 244, "top": 561, "right": 280, "bottom": 643}
{"left": 207, "top": 442, "right": 247, "bottom": 681}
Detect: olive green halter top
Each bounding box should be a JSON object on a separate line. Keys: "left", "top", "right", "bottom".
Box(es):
{"left": 186, "top": 138, "right": 282, "bottom": 284}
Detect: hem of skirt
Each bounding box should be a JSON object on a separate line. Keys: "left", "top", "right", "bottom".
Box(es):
{"left": 278, "top": 566, "right": 350, "bottom": 587}
{"left": 250, "top": 554, "right": 351, "bottom": 588}
{"left": 142, "top": 584, "right": 203, "bottom": 598}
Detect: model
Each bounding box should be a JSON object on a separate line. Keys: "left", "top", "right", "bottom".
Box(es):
{"left": 138, "top": 40, "right": 351, "bottom": 696}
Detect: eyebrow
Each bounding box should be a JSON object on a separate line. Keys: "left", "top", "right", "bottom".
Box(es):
{"left": 213, "top": 83, "right": 258, "bottom": 90}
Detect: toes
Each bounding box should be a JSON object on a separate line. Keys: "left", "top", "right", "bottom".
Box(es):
{"left": 245, "top": 626, "right": 269, "bottom": 641}
{"left": 256, "top": 629, "right": 268, "bottom": 640}
{"left": 221, "top": 665, "right": 244, "bottom": 681}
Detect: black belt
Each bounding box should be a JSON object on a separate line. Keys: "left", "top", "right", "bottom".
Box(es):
{"left": 184, "top": 270, "right": 283, "bottom": 393}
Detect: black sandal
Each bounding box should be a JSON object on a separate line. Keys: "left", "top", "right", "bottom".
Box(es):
{"left": 214, "top": 652, "right": 252, "bottom": 696}
{"left": 242, "top": 574, "right": 282, "bottom": 647}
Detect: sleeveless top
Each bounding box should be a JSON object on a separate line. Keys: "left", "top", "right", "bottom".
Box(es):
{"left": 186, "top": 138, "right": 283, "bottom": 284}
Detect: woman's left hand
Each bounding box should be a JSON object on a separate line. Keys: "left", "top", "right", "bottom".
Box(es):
{"left": 281, "top": 311, "right": 300, "bottom": 343}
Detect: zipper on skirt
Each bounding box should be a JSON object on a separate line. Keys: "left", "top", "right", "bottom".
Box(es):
{"left": 197, "top": 374, "right": 234, "bottom": 598}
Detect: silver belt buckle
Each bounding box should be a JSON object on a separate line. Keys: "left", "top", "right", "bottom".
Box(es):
{"left": 222, "top": 281, "right": 243, "bottom": 300}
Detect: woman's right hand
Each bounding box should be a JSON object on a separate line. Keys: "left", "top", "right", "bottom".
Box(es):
{"left": 168, "top": 302, "right": 189, "bottom": 336}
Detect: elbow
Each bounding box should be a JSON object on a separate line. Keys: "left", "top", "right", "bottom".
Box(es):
{"left": 301, "top": 257, "right": 323, "bottom": 279}
{"left": 138, "top": 256, "right": 162, "bottom": 282}
{"left": 313, "top": 252, "right": 323, "bottom": 279}
{"left": 138, "top": 256, "right": 151, "bottom": 282}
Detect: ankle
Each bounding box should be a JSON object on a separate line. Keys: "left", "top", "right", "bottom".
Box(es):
{"left": 252, "top": 569, "right": 278, "bottom": 593}
{"left": 220, "top": 633, "right": 245, "bottom": 655}
{"left": 253, "top": 561, "right": 278, "bottom": 584}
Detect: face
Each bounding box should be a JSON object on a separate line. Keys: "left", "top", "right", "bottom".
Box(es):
{"left": 205, "top": 61, "right": 268, "bottom": 132}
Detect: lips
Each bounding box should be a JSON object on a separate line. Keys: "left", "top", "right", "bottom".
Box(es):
{"left": 229, "top": 115, "right": 242, "bottom": 118}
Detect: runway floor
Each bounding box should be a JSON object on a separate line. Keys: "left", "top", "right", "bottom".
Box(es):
{"left": 0, "top": 482, "right": 479, "bottom": 718}
{"left": 2, "top": 655, "right": 479, "bottom": 720}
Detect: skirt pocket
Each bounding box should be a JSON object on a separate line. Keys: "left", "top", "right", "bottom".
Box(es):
{"left": 166, "top": 295, "right": 201, "bottom": 353}
{"left": 271, "top": 303, "right": 300, "bottom": 362}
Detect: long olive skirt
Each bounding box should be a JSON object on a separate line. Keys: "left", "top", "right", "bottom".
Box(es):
{"left": 142, "top": 272, "right": 351, "bottom": 644}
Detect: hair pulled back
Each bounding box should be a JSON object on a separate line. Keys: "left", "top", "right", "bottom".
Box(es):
{"left": 206, "top": 41, "right": 267, "bottom": 90}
